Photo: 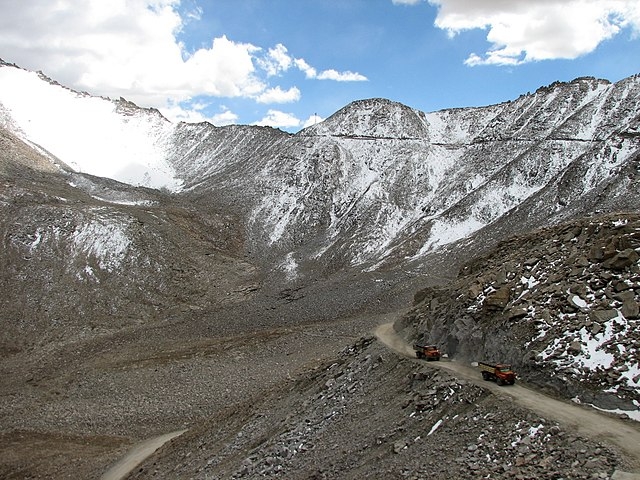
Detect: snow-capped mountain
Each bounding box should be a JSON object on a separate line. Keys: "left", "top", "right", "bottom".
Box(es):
{"left": 1, "top": 59, "right": 639, "bottom": 276}
{"left": 0, "top": 60, "right": 181, "bottom": 190}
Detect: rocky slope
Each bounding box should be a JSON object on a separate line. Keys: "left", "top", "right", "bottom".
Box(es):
{"left": 125, "top": 338, "right": 626, "bottom": 479}
{"left": 119, "top": 215, "right": 640, "bottom": 479}
{"left": 398, "top": 213, "right": 640, "bottom": 414}
{"left": 0, "top": 126, "right": 259, "bottom": 354}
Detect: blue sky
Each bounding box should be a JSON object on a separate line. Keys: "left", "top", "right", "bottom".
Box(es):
{"left": 1, "top": 0, "right": 639, "bottom": 131}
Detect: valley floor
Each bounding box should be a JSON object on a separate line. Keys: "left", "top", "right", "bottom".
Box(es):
{"left": 0, "top": 307, "right": 386, "bottom": 479}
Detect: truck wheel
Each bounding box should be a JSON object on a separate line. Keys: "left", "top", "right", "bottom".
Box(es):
{"left": 481, "top": 372, "right": 489, "bottom": 381}
{"left": 497, "top": 378, "right": 504, "bottom": 386}
{"left": 416, "top": 352, "right": 424, "bottom": 359}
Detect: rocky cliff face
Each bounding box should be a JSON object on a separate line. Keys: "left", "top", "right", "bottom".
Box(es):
{"left": 398, "top": 213, "right": 640, "bottom": 411}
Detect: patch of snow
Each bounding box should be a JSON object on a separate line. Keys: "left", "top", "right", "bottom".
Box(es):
{"left": 29, "top": 231, "right": 42, "bottom": 250}
{"left": 71, "top": 217, "right": 131, "bottom": 272}
{"left": 588, "top": 404, "right": 640, "bottom": 422}
{"left": 90, "top": 195, "right": 156, "bottom": 207}
{"left": 528, "top": 424, "right": 544, "bottom": 438}
{"left": 521, "top": 276, "right": 539, "bottom": 289}
{"left": 571, "top": 295, "right": 588, "bottom": 309}
{"left": 279, "top": 252, "right": 299, "bottom": 281}
{"left": 427, "top": 419, "right": 443, "bottom": 436}
{"left": 416, "top": 216, "right": 486, "bottom": 255}
{"left": 0, "top": 65, "right": 182, "bottom": 191}
{"left": 576, "top": 322, "right": 616, "bottom": 371}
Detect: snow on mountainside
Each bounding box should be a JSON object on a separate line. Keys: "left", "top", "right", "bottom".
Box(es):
{"left": 250, "top": 77, "right": 640, "bottom": 271}
{"left": 1, "top": 58, "right": 639, "bottom": 273}
{"left": 0, "top": 60, "right": 181, "bottom": 190}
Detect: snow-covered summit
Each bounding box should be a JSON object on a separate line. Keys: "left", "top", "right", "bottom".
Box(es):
{"left": 302, "top": 98, "right": 430, "bottom": 139}
{"left": 0, "top": 61, "right": 182, "bottom": 191}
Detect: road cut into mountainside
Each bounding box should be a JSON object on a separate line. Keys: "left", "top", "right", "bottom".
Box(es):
{"left": 100, "top": 429, "right": 187, "bottom": 480}
{"left": 375, "top": 322, "right": 640, "bottom": 475}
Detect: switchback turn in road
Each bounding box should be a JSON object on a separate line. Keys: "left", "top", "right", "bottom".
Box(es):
{"left": 374, "top": 322, "right": 640, "bottom": 475}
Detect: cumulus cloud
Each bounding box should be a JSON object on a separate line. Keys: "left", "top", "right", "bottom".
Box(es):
{"left": 294, "top": 59, "right": 318, "bottom": 79}
{"left": 316, "top": 69, "right": 368, "bottom": 81}
{"left": 161, "top": 101, "right": 239, "bottom": 125}
{"left": 208, "top": 107, "right": 240, "bottom": 126}
{"left": 257, "top": 43, "right": 368, "bottom": 82}
{"left": 0, "top": 0, "right": 366, "bottom": 124}
{"left": 257, "top": 44, "right": 294, "bottom": 76}
{"left": 256, "top": 86, "right": 301, "bottom": 104}
{"left": 398, "top": 0, "right": 640, "bottom": 66}
{"left": 303, "top": 113, "right": 324, "bottom": 128}
{"left": 253, "top": 110, "right": 302, "bottom": 129}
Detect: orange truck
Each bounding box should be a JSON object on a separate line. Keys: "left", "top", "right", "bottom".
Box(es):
{"left": 414, "top": 344, "right": 441, "bottom": 361}
{"left": 478, "top": 362, "right": 516, "bottom": 385}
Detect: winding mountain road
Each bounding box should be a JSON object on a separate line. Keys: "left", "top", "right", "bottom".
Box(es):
{"left": 375, "top": 322, "right": 640, "bottom": 475}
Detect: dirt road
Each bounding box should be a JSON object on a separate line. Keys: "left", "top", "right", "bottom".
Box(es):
{"left": 100, "top": 430, "right": 187, "bottom": 480}
{"left": 375, "top": 323, "right": 640, "bottom": 474}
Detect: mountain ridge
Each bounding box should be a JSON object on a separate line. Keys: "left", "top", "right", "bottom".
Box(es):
{"left": 1, "top": 62, "right": 639, "bottom": 278}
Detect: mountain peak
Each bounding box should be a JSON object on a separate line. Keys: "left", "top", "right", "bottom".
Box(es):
{"left": 303, "top": 97, "right": 429, "bottom": 139}
{"left": 532, "top": 76, "right": 612, "bottom": 96}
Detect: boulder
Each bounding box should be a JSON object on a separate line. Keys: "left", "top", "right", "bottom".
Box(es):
{"left": 590, "top": 323, "right": 603, "bottom": 335}
{"left": 568, "top": 341, "right": 582, "bottom": 354}
{"left": 588, "top": 243, "right": 605, "bottom": 262}
{"left": 469, "top": 283, "right": 483, "bottom": 298}
{"left": 484, "top": 286, "right": 510, "bottom": 311}
{"left": 613, "top": 280, "right": 633, "bottom": 292}
{"left": 615, "top": 291, "right": 636, "bottom": 303}
{"left": 621, "top": 300, "right": 639, "bottom": 319}
{"left": 589, "top": 310, "right": 618, "bottom": 324}
{"left": 508, "top": 307, "right": 528, "bottom": 320}
{"left": 602, "top": 249, "right": 639, "bottom": 270}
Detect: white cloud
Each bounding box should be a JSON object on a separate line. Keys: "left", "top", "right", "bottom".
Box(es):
{"left": 291, "top": 58, "right": 367, "bottom": 82}
{"left": 317, "top": 69, "right": 368, "bottom": 82}
{"left": 427, "top": 0, "right": 640, "bottom": 65}
{"left": 303, "top": 113, "right": 324, "bottom": 128}
{"left": 0, "top": 1, "right": 263, "bottom": 105}
{"left": 258, "top": 43, "right": 293, "bottom": 76}
{"left": 392, "top": 0, "right": 422, "bottom": 4}
{"left": 208, "top": 107, "right": 239, "bottom": 126}
{"left": 181, "top": 35, "right": 265, "bottom": 97}
{"left": 294, "top": 58, "right": 318, "bottom": 79}
{"left": 254, "top": 41, "right": 367, "bottom": 83}
{"left": 253, "top": 110, "right": 301, "bottom": 129}
{"left": 256, "top": 86, "right": 301, "bottom": 104}
{"left": 161, "top": 101, "right": 238, "bottom": 125}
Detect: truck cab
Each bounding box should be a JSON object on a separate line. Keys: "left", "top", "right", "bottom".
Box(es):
{"left": 414, "top": 344, "right": 441, "bottom": 361}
